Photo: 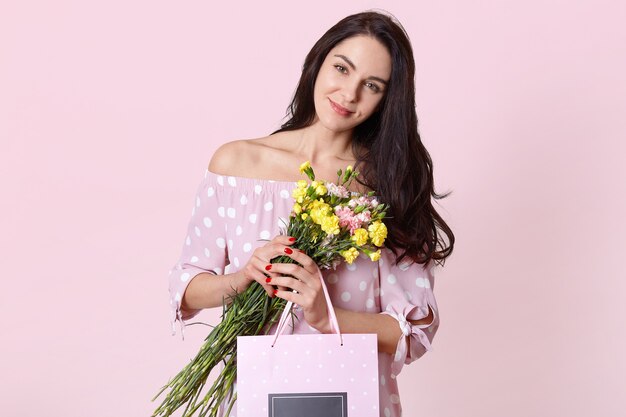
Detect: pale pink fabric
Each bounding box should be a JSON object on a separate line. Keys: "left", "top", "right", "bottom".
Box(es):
{"left": 168, "top": 168, "right": 440, "bottom": 417}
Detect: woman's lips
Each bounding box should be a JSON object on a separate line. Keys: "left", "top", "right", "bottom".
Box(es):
{"left": 329, "top": 98, "right": 354, "bottom": 116}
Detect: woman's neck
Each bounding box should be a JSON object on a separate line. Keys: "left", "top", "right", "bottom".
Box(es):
{"left": 293, "top": 123, "right": 355, "bottom": 164}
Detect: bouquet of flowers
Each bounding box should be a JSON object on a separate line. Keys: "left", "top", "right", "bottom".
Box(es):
{"left": 152, "top": 161, "right": 389, "bottom": 417}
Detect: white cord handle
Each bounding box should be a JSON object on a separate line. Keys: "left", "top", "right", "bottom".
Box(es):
{"left": 271, "top": 269, "right": 343, "bottom": 347}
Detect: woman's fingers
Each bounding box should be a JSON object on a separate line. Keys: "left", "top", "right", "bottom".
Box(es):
{"left": 273, "top": 234, "right": 297, "bottom": 247}
{"left": 266, "top": 275, "right": 306, "bottom": 294}
{"left": 240, "top": 235, "right": 298, "bottom": 298}
{"left": 264, "top": 259, "right": 320, "bottom": 289}
{"left": 241, "top": 262, "right": 274, "bottom": 296}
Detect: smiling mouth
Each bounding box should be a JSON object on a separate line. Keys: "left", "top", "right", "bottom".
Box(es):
{"left": 329, "top": 98, "right": 354, "bottom": 116}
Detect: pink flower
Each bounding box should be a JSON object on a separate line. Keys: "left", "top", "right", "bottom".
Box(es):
{"left": 327, "top": 183, "right": 349, "bottom": 198}
{"left": 356, "top": 211, "right": 371, "bottom": 224}
{"left": 334, "top": 206, "right": 354, "bottom": 227}
{"left": 335, "top": 206, "right": 365, "bottom": 234}
{"left": 347, "top": 217, "right": 364, "bottom": 234}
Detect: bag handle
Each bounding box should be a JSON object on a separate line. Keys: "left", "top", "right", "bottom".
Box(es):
{"left": 271, "top": 268, "right": 343, "bottom": 347}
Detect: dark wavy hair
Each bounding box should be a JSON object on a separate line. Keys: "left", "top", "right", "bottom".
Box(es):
{"left": 270, "top": 10, "right": 455, "bottom": 267}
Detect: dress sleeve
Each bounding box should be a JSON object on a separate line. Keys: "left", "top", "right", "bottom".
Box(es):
{"left": 378, "top": 248, "right": 440, "bottom": 377}
{"left": 168, "top": 170, "right": 228, "bottom": 340}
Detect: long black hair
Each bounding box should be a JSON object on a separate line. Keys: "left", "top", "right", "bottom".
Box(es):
{"left": 270, "top": 10, "right": 455, "bottom": 267}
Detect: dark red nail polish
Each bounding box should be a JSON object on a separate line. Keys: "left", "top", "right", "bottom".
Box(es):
{"left": 298, "top": 249, "right": 305, "bottom": 254}
{"left": 284, "top": 247, "right": 293, "bottom": 255}
{"left": 265, "top": 277, "right": 272, "bottom": 283}
{"left": 265, "top": 264, "right": 272, "bottom": 271}
{"left": 273, "top": 289, "right": 278, "bottom": 295}
{"left": 288, "top": 237, "right": 296, "bottom": 242}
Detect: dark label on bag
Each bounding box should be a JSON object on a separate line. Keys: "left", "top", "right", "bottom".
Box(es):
{"left": 268, "top": 392, "right": 348, "bottom": 416}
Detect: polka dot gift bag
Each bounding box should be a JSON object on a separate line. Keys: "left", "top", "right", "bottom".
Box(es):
{"left": 237, "top": 270, "right": 379, "bottom": 417}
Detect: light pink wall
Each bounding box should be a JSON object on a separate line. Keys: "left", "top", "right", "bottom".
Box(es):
{"left": 1, "top": 1, "right": 624, "bottom": 416}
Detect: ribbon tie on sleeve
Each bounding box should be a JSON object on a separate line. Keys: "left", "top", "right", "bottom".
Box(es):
{"left": 385, "top": 306, "right": 433, "bottom": 376}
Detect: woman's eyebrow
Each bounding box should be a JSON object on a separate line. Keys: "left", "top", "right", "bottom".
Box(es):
{"left": 333, "top": 54, "right": 389, "bottom": 85}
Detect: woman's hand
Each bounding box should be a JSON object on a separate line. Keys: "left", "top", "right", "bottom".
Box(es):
{"left": 239, "top": 235, "right": 297, "bottom": 297}
{"left": 265, "top": 250, "right": 331, "bottom": 333}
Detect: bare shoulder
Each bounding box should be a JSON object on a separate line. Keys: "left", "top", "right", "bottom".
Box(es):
{"left": 207, "top": 136, "right": 279, "bottom": 177}
{"left": 208, "top": 140, "right": 247, "bottom": 174}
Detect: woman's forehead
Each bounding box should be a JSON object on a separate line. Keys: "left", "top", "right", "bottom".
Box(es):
{"left": 326, "top": 36, "right": 391, "bottom": 76}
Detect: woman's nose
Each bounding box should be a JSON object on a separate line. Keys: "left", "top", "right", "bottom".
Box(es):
{"left": 341, "top": 80, "right": 360, "bottom": 103}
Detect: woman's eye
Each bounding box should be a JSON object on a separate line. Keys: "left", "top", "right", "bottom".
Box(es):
{"left": 365, "top": 82, "right": 380, "bottom": 92}
{"left": 334, "top": 64, "right": 347, "bottom": 73}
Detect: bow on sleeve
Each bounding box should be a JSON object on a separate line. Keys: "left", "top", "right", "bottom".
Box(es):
{"left": 383, "top": 304, "right": 435, "bottom": 377}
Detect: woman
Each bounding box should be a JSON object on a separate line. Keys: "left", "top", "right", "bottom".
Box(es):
{"left": 168, "top": 10, "right": 454, "bottom": 417}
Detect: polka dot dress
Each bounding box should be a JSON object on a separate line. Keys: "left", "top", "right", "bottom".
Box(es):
{"left": 168, "top": 169, "right": 441, "bottom": 417}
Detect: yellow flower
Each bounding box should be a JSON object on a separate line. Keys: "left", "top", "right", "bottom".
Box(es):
{"left": 368, "top": 221, "right": 388, "bottom": 247}
{"left": 297, "top": 180, "right": 308, "bottom": 188}
{"left": 321, "top": 215, "right": 340, "bottom": 235}
{"left": 311, "top": 180, "right": 320, "bottom": 188}
{"left": 309, "top": 201, "right": 332, "bottom": 224}
{"left": 292, "top": 187, "right": 306, "bottom": 201}
{"left": 346, "top": 165, "right": 353, "bottom": 172}
{"left": 351, "top": 228, "right": 369, "bottom": 246}
{"left": 299, "top": 161, "right": 311, "bottom": 173}
{"left": 301, "top": 213, "right": 309, "bottom": 220}
{"left": 315, "top": 185, "right": 327, "bottom": 195}
{"left": 368, "top": 249, "right": 381, "bottom": 262}
{"left": 293, "top": 203, "right": 302, "bottom": 214}
{"left": 341, "top": 247, "right": 359, "bottom": 264}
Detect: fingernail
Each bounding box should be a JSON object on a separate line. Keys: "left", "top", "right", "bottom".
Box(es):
{"left": 288, "top": 237, "right": 296, "bottom": 242}
{"left": 265, "top": 277, "right": 272, "bottom": 283}
{"left": 273, "top": 289, "right": 278, "bottom": 295}
{"left": 284, "top": 247, "right": 293, "bottom": 255}
{"left": 298, "top": 249, "right": 305, "bottom": 254}
{"left": 265, "top": 264, "right": 272, "bottom": 271}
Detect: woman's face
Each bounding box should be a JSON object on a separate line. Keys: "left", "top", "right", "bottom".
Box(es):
{"left": 312, "top": 35, "right": 392, "bottom": 133}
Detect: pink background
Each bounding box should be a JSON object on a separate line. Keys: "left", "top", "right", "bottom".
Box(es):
{"left": 1, "top": 1, "right": 624, "bottom": 416}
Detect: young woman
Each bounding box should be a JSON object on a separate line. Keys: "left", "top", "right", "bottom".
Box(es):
{"left": 168, "top": 10, "right": 454, "bottom": 417}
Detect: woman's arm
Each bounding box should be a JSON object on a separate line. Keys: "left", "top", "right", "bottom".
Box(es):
{"left": 180, "top": 270, "right": 250, "bottom": 312}
{"left": 333, "top": 306, "right": 434, "bottom": 355}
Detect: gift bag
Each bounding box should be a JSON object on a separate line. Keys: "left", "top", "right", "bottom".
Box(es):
{"left": 237, "top": 271, "right": 380, "bottom": 417}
